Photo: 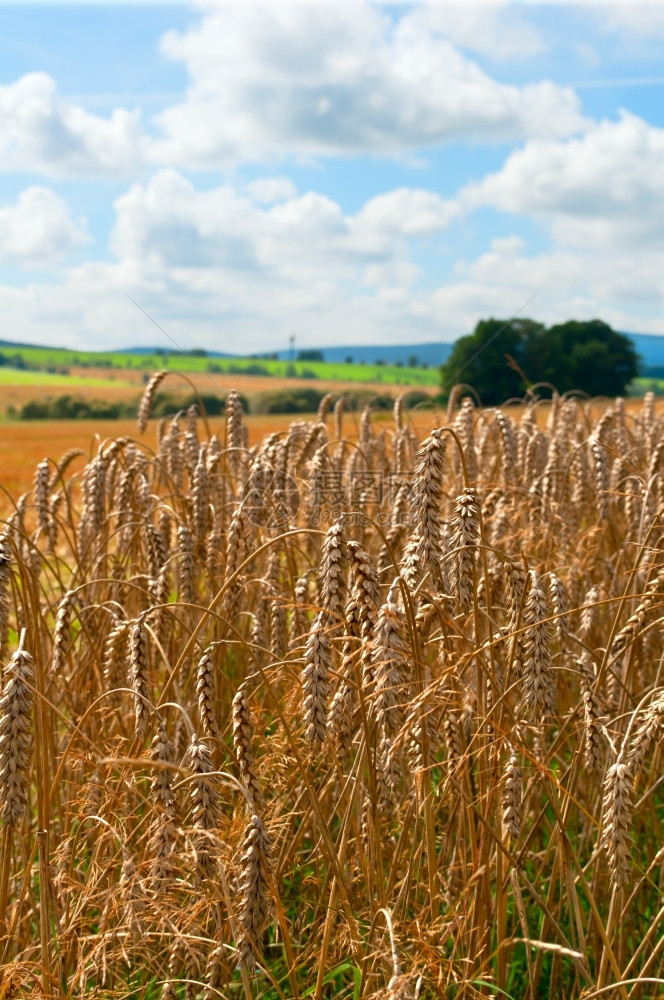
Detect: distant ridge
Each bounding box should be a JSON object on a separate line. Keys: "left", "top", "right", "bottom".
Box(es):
{"left": 104, "top": 335, "right": 664, "bottom": 369}
{"left": 4, "top": 332, "right": 664, "bottom": 369}
{"left": 623, "top": 333, "right": 664, "bottom": 368}
{"left": 121, "top": 346, "right": 236, "bottom": 358}
{"left": 0, "top": 338, "right": 70, "bottom": 351}
{"left": 118, "top": 342, "right": 454, "bottom": 365}
{"left": 272, "top": 342, "right": 453, "bottom": 365}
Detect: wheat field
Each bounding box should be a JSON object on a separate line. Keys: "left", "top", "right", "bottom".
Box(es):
{"left": 1, "top": 375, "right": 663, "bottom": 999}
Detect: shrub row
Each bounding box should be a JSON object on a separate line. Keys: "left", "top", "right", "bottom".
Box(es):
{"left": 8, "top": 387, "right": 433, "bottom": 421}
{"left": 13, "top": 396, "right": 136, "bottom": 420}
{"left": 252, "top": 387, "right": 432, "bottom": 414}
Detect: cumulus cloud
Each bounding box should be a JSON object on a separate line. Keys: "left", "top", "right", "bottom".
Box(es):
{"left": 410, "top": 2, "right": 543, "bottom": 61}
{"left": 0, "top": 187, "right": 89, "bottom": 265}
{"left": 3, "top": 230, "right": 662, "bottom": 357}
{"left": 0, "top": 5, "right": 585, "bottom": 178}
{"left": 0, "top": 172, "right": 459, "bottom": 350}
{"left": 246, "top": 176, "right": 298, "bottom": 203}
{"left": 110, "top": 169, "right": 457, "bottom": 276}
{"left": 0, "top": 73, "right": 145, "bottom": 176}
{"left": 113, "top": 171, "right": 347, "bottom": 277}
{"left": 1, "top": 1, "right": 663, "bottom": 355}
{"left": 436, "top": 239, "right": 664, "bottom": 337}
{"left": 152, "top": 0, "right": 585, "bottom": 166}
{"left": 463, "top": 111, "right": 664, "bottom": 248}
{"left": 458, "top": 240, "right": 663, "bottom": 308}
{"left": 595, "top": 2, "right": 664, "bottom": 38}
{"left": 353, "top": 188, "right": 461, "bottom": 238}
{"left": 0, "top": 166, "right": 662, "bottom": 355}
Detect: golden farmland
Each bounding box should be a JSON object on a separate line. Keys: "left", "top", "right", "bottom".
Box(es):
{"left": 0, "top": 379, "right": 663, "bottom": 998}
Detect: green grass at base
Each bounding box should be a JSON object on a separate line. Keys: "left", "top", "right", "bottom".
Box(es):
{"left": 0, "top": 344, "right": 440, "bottom": 387}
{"left": 632, "top": 376, "right": 664, "bottom": 396}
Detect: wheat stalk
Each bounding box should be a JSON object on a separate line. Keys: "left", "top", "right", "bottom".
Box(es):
{"left": 0, "top": 637, "right": 34, "bottom": 826}
{"left": 302, "top": 611, "right": 332, "bottom": 747}
{"left": 129, "top": 618, "right": 152, "bottom": 739}
{"left": 236, "top": 812, "right": 272, "bottom": 969}
{"left": 411, "top": 429, "right": 447, "bottom": 587}
{"left": 138, "top": 370, "right": 168, "bottom": 433}
{"left": 232, "top": 682, "right": 264, "bottom": 813}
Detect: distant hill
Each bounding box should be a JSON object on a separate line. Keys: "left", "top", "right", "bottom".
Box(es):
{"left": 5, "top": 331, "right": 664, "bottom": 371}
{"left": 624, "top": 333, "right": 664, "bottom": 369}
{"left": 272, "top": 334, "right": 664, "bottom": 369}
{"left": 272, "top": 342, "right": 453, "bottom": 366}
{"left": 120, "top": 342, "right": 454, "bottom": 366}
{"left": 121, "top": 346, "right": 236, "bottom": 358}
{"left": 0, "top": 338, "right": 70, "bottom": 352}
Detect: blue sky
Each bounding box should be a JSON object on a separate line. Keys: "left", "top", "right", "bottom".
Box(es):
{"left": 0, "top": 0, "right": 663, "bottom": 354}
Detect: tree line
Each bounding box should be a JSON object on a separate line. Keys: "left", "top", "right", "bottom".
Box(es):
{"left": 440, "top": 318, "right": 640, "bottom": 404}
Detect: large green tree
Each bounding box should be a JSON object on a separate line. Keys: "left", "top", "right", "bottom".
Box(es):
{"left": 440, "top": 317, "right": 639, "bottom": 404}
{"left": 538, "top": 320, "right": 639, "bottom": 397}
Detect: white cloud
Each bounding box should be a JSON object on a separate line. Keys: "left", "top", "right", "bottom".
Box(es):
{"left": 1, "top": 0, "right": 663, "bottom": 357}
{"left": 438, "top": 239, "right": 664, "bottom": 336}
{"left": 0, "top": 168, "right": 662, "bottom": 356}
{"left": 1, "top": 236, "right": 663, "bottom": 356}
{"left": 246, "top": 176, "right": 298, "bottom": 203}
{"left": 595, "top": 2, "right": 664, "bottom": 38}
{"left": 0, "top": 4, "right": 587, "bottom": 179}
{"left": 410, "top": 2, "right": 543, "bottom": 61}
{"left": 353, "top": 188, "right": 460, "bottom": 238}
{"left": 110, "top": 170, "right": 457, "bottom": 278}
{"left": 0, "top": 187, "right": 89, "bottom": 265}
{"left": 112, "top": 171, "right": 347, "bottom": 276}
{"left": 152, "top": 0, "right": 585, "bottom": 166}
{"left": 0, "top": 172, "right": 459, "bottom": 350}
{"left": 0, "top": 73, "right": 144, "bottom": 177}
{"left": 463, "top": 111, "right": 664, "bottom": 247}
{"left": 487, "top": 235, "right": 527, "bottom": 256}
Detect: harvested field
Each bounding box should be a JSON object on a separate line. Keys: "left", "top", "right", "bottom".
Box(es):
{"left": 0, "top": 382, "right": 664, "bottom": 997}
